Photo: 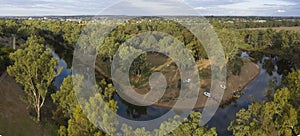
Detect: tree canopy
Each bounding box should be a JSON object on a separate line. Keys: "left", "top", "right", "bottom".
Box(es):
{"left": 7, "top": 35, "right": 59, "bottom": 122}
{"left": 229, "top": 70, "right": 300, "bottom": 136}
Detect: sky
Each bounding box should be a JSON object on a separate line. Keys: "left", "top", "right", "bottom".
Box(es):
{"left": 0, "top": 0, "right": 299, "bottom": 16}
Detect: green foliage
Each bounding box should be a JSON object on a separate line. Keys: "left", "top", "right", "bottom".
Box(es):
{"left": 84, "top": 94, "right": 118, "bottom": 134}
{"left": 0, "top": 19, "right": 82, "bottom": 45}
{"left": 228, "top": 57, "right": 244, "bottom": 75}
{"left": 286, "top": 70, "right": 300, "bottom": 111}
{"left": 287, "top": 70, "right": 300, "bottom": 96}
{"left": 4, "top": 17, "right": 300, "bottom": 136}
{"left": 58, "top": 126, "right": 68, "bottom": 136}
{"left": 52, "top": 76, "right": 117, "bottom": 136}
{"left": 0, "top": 19, "right": 83, "bottom": 67}
{"left": 7, "top": 35, "right": 59, "bottom": 122}
{"left": 52, "top": 76, "right": 78, "bottom": 117}
{"left": 53, "top": 76, "right": 217, "bottom": 136}
{"left": 98, "top": 79, "right": 117, "bottom": 101}
{"left": 265, "top": 77, "right": 279, "bottom": 101}
{"left": 65, "top": 106, "right": 102, "bottom": 136}
{"left": 166, "top": 112, "right": 217, "bottom": 136}
{"left": 229, "top": 70, "right": 300, "bottom": 136}
{"left": 229, "top": 89, "right": 298, "bottom": 135}
{"left": 96, "top": 17, "right": 208, "bottom": 73}
{"left": 0, "top": 44, "right": 13, "bottom": 74}
{"left": 242, "top": 29, "right": 300, "bottom": 51}
{"left": 216, "top": 29, "right": 243, "bottom": 63}
{"left": 1, "top": 19, "right": 18, "bottom": 36}
{"left": 210, "top": 17, "right": 300, "bottom": 29}
{"left": 120, "top": 111, "right": 217, "bottom": 136}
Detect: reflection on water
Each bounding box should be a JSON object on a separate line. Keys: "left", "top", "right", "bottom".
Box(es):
{"left": 115, "top": 94, "right": 171, "bottom": 121}
{"left": 52, "top": 49, "right": 296, "bottom": 135}
{"left": 51, "top": 50, "right": 71, "bottom": 90}
{"left": 114, "top": 51, "right": 297, "bottom": 135}
{"left": 206, "top": 52, "right": 296, "bottom": 135}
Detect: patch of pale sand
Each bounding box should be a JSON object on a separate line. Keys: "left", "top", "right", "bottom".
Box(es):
{"left": 220, "top": 58, "right": 260, "bottom": 105}
{"left": 147, "top": 53, "right": 169, "bottom": 67}
{"left": 151, "top": 58, "right": 260, "bottom": 109}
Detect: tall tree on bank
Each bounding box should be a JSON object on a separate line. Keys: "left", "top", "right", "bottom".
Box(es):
{"left": 217, "top": 29, "right": 242, "bottom": 64}
{"left": 7, "top": 36, "right": 59, "bottom": 122}
{"left": 228, "top": 70, "right": 300, "bottom": 135}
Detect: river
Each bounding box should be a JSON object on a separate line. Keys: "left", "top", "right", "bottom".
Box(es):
{"left": 53, "top": 51, "right": 296, "bottom": 135}
{"left": 51, "top": 50, "right": 72, "bottom": 90}
{"left": 205, "top": 52, "right": 296, "bottom": 135}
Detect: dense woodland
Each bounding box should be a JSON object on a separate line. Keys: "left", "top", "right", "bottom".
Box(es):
{"left": 228, "top": 70, "right": 300, "bottom": 135}
{"left": 0, "top": 17, "right": 300, "bottom": 135}
{"left": 0, "top": 44, "right": 13, "bottom": 75}
{"left": 209, "top": 16, "right": 300, "bottom": 29}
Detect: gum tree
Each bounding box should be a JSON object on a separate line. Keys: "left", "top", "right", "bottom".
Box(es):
{"left": 7, "top": 36, "right": 59, "bottom": 122}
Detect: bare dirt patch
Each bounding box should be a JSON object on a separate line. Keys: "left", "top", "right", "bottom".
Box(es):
{"left": 131, "top": 57, "right": 260, "bottom": 109}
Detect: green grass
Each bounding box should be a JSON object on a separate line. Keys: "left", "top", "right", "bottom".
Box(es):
{"left": 0, "top": 76, "right": 58, "bottom": 136}
{"left": 0, "top": 117, "right": 58, "bottom": 136}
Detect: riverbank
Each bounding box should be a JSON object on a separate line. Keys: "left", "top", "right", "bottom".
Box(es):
{"left": 0, "top": 76, "right": 57, "bottom": 136}
{"left": 151, "top": 58, "right": 260, "bottom": 109}
{"left": 219, "top": 58, "right": 260, "bottom": 106}
{"left": 240, "top": 47, "right": 300, "bottom": 68}
{"left": 0, "top": 71, "right": 7, "bottom": 82}
{"left": 95, "top": 54, "right": 260, "bottom": 109}
{"left": 240, "top": 48, "right": 284, "bottom": 56}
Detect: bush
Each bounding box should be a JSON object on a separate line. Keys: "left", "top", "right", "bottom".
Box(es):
{"left": 229, "top": 57, "right": 244, "bottom": 76}
{"left": 0, "top": 44, "right": 13, "bottom": 74}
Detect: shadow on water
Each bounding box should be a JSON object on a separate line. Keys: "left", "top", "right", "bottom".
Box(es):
{"left": 113, "top": 51, "right": 296, "bottom": 135}
{"left": 206, "top": 51, "right": 297, "bottom": 135}
{"left": 114, "top": 94, "right": 170, "bottom": 121}
{"left": 52, "top": 49, "right": 296, "bottom": 135}
{"left": 51, "top": 50, "right": 71, "bottom": 90}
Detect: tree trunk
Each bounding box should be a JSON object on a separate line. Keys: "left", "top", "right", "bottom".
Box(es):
{"left": 37, "top": 106, "right": 40, "bottom": 122}
{"left": 36, "top": 95, "right": 41, "bottom": 122}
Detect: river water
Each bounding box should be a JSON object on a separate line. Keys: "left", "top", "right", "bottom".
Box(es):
{"left": 51, "top": 50, "right": 71, "bottom": 90}
{"left": 206, "top": 52, "right": 294, "bottom": 135}
{"left": 53, "top": 51, "right": 296, "bottom": 135}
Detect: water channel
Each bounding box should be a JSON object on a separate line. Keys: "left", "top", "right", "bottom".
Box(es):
{"left": 53, "top": 51, "right": 296, "bottom": 135}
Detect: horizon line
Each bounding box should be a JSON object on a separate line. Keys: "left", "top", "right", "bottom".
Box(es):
{"left": 0, "top": 15, "right": 300, "bottom": 18}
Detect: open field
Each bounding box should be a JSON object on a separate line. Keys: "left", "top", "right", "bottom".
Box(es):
{"left": 0, "top": 75, "right": 57, "bottom": 136}
{"left": 245, "top": 26, "right": 300, "bottom": 32}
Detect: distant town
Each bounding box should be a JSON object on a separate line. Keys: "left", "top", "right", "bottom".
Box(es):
{"left": 1, "top": 15, "right": 300, "bottom": 24}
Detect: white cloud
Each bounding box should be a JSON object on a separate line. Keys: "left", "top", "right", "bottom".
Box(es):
{"left": 277, "top": 9, "right": 286, "bottom": 13}
{"left": 101, "top": 0, "right": 197, "bottom": 16}
{"left": 0, "top": 0, "right": 299, "bottom": 16}
{"left": 188, "top": 0, "right": 299, "bottom": 16}
{"left": 194, "top": 7, "right": 207, "bottom": 10}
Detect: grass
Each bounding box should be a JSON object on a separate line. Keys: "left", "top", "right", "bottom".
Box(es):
{"left": 0, "top": 75, "right": 58, "bottom": 136}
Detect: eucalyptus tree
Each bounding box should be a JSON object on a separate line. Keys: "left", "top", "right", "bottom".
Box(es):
{"left": 229, "top": 70, "right": 300, "bottom": 135}
{"left": 52, "top": 76, "right": 117, "bottom": 136}
{"left": 7, "top": 36, "right": 59, "bottom": 122}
